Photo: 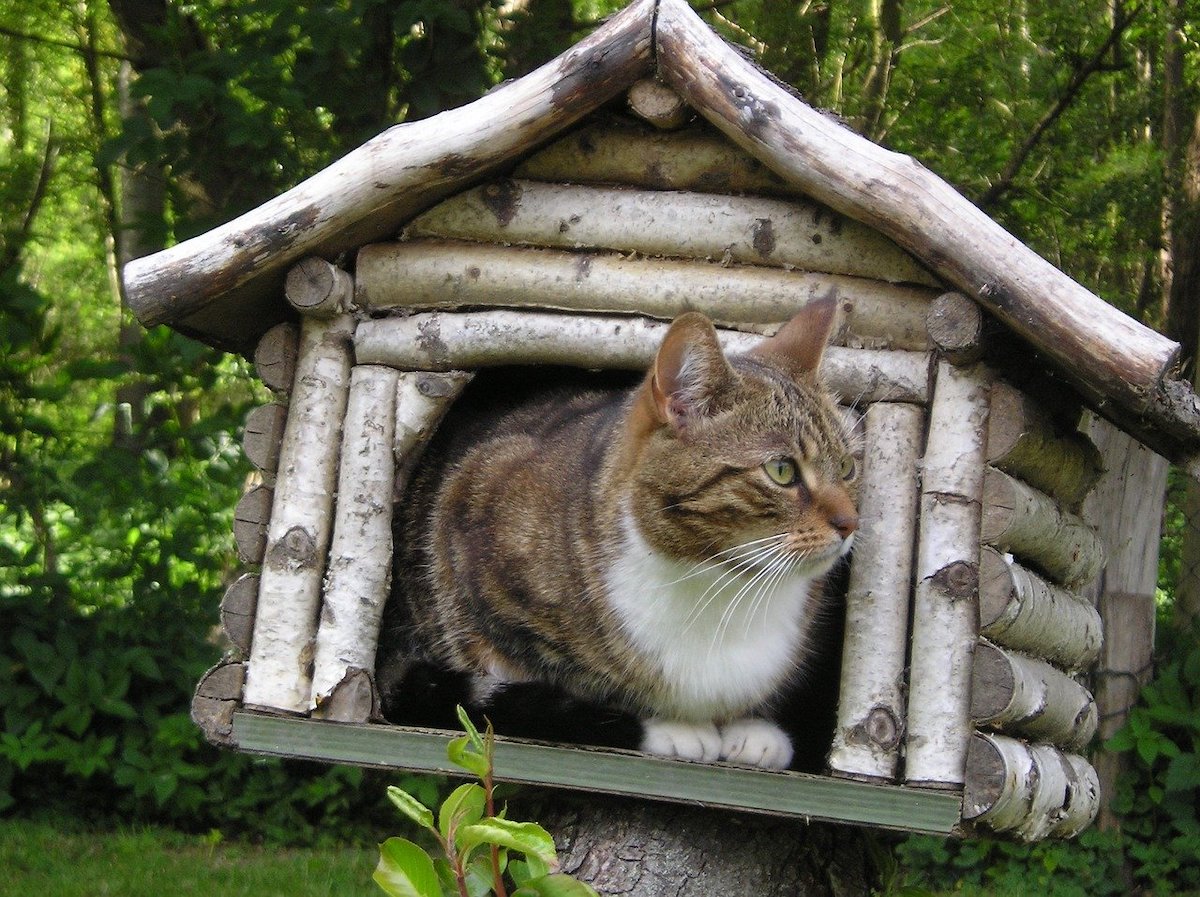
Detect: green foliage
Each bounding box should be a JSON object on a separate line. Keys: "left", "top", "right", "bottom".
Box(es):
{"left": 375, "top": 709, "right": 598, "bottom": 897}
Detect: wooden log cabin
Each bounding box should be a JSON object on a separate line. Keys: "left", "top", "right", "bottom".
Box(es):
{"left": 126, "top": 0, "right": 1197, "bottom": 841}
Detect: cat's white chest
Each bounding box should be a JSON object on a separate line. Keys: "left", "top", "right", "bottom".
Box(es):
{"left": 605, "top": 512, "right": 819, "bottom": 721}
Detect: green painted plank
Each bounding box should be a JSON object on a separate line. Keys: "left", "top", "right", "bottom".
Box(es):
{"left": 232, "top": 712, "right": 961, "bottom": 835}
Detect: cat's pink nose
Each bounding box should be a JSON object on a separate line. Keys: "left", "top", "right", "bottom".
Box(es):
{"left": 830, "top": 512, "right": 858, "bottom": 539}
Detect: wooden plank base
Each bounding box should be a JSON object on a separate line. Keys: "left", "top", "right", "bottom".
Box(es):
{"left": 232, "top": 711, "right": 961, "bottom": 835}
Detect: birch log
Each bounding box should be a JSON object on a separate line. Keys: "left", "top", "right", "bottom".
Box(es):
{"left": 829, "top": 403, "right": 923, "bottom": 781}
{"left": 354, "top": 311, "right": 931, "bottom": 405}
{"left": 979, "top": 548, "right": 1103, "bottom": 671}
{"left": 253, "top": 322, "right": 299, "bottom": 394}
{"left": 627, "top": 77, "right": 691, "bottom": 129}
{"left": 987, "top": 382, "right": 1103, "bottom": 507}
{"left": 653, "top": 0, "right": 1189, "bottom": 450}
{"left": 403, "top": 181, "right": 937, "bottom": 287}
{"left": 963, "top": 733, "right": 1101, "bottom": 840}
{"left": 285, "top": 256, "right": 354, "bottom": 317}
{"left": 982, "top": 467, "right": 1106, "bottom": 588}
{"left": 310, "top": 365, "right": 400, "bottom": 714}
{"left": 515, "top": 120, "right": 798, "bottom": 196}
{"left": 357, "top": 241, "right": 935, "bottom": 351}
{"left": 970, "top": 641, "right": 1098, "bottom": 751}
{"left": 243, "top": 315, "right": 354, "bottom": 714}
{"left": 221, "top": 573, "right": 260, "bottom": 655}
{"left": 233, "top": 485, "right": 273, "bottom": 564}
{"left": 243, "top": 403, "right": 288, "bottom": 481}
{"left": 191, "top": 661, "right": 246, "bottom": 748}
{"left": 904, "top": 361, "right": 991, "bottom": 788}
{"left": 393, "top": 371, "right": 474, "bottom": 495}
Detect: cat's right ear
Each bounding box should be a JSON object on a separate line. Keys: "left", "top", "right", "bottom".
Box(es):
{"left": 649, "top": 312, "right": 735, "bottom": 431}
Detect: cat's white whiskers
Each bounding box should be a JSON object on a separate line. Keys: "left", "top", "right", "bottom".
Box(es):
{"left": 663, "top": 533, "right": 789, "bottom": 586}
{"left": 708, "top": 551, "right": 791, "bottom": 659}
{"left": 679, "top": 540, "right": 784, "bottom": 634}
{"left": 744, "top": 553, "right": 802, "bottom": 639}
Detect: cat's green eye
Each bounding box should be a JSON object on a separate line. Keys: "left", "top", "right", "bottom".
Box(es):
{"left": 764, "top": 457, "right": 799, "bottom": 486}
{"left": 840, "top": 455, "right": 857, "bottom": 481}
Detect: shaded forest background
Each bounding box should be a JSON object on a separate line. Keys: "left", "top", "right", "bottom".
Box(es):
{"left": 2, "top": 0, "right": 1199, "bottom": 892}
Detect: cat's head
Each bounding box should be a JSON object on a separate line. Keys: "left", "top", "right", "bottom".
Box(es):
{"left": 621, "top": 296, "right": 859, "bottom": 578}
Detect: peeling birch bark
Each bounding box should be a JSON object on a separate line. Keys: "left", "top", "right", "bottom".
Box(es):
{"left": 243, "top": 315, "right": 354, "bottom": 714}
{"left": 310, "top": 365, "right": 400, "bottom": 712}
{"left": 221, "top": 573, "right": 260, "bottom": 655}
{"left": 253, "top": 322, "right": 299, "bottom": 394}
{"left": 233, "top": 485, "right": 273, "bottom": 564}
{"left": 963, "top": 732, "right": 1100, "bottom": 840}
{"left": 354, "top": 311, "right": 931, "bottom": 405}
{"left": 987, "top": 382, "right": 1103, "bottom": 507}
{"left": 357, "top": 240, "right": 935, "bottom": 350}
{"left": 514, "top": 120, "right": 799, "bottom": 196}
{"left": 904, "top": 361, "right": 991, "bottom": 788}
{"left": 627, "top": 78, "right": 692, "bottom": 129}
{"left": 402, "top": 181, "right": 937, "bottom": 287}
{"left": 982, "top": 467, "right": 1106, "bottom": 588}
{"left": 243, "top": 403, "right": 288, "bottom": 482}
{"left": 979, "top": 547, "right": 1102, "bottom": 671}
{"left": 829, "top": 403, "right": 923, "bottom": 781}
{"left": 971, "top": 641, "right": 1098, "bottom": 751}
{"left": 285, "top": 257, "right": 354, "bottom": 317}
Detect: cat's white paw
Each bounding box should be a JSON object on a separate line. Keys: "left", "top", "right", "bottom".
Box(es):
{"left": 719, "top": 719, "right": 793, "bottom": 769}
{"left": 640, "top": 719, "right": 722, "bottom": 762}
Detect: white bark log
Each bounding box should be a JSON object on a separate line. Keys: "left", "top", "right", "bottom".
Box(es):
{"left": 979, "top": 547, "right": 1102, "bottom": 671}
{"left": 982, "top": 467, "right": 1106, "bottom": 588}
{"left": 627, "top": 77, "right": 692, "bottom": 130}
{"left": 986, "top": 382, "right": 1103, "bottom": 507}
{"left": 829, "top": 403, "right": 923, "bottom": 781}
{"left": 354, "top": 311, "right": 931, "bottom": 405}
{"left": 514, "top": 120, "right": 799, "bottom": 196}
{"left": 971, "top": 641, "right": 1098, "bottom": 751}
{"left": 904, "top": 361, "right": 991, "bottom": 788}
{"left": 357, "top": 240, "right": 936, "bottom": 351}
{"left": 285, "top": 256, "right": 354, "bottom": 317}
{"left": 402, "top": 180, "right": 938, "bottom": 287}
{"left": 393, "top": 371, "right": 473, "bottom": 492}
{"left": 243, "top": 315, "right": 355, "bottom": 714}
{"left": 309, "top": 365, "right": 400, "bottom": 713}
{"left": 963, "top": 732, "right": 1100, "bottom": 840}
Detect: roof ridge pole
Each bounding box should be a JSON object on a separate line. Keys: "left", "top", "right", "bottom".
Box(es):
{"left": 654, "top": 0, "right": 1200, "bottom": 464}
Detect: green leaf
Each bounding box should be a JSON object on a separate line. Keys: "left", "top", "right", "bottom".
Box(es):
{"left": 1165, "top": 753, "right": 1200, "bottom": 793}
{"left": 386, "top": 785, "right": 436, "bottom": 831}
{"left": 439, "top": 783, "right": 487, "bottom": 841}
{"left": 456, "top": 705, "right": 486, "bottom": 751}
{"left": 514, "top": 874, "right": 602, "bottom": 897}
{"left": 374, "top": 838, "right": 442, "bottom": 897}
{"left": 447, "top": 735, "right": 490, "bottom": 779}
{"left": 457, "top": 818, "right": 558, "bottom": 868}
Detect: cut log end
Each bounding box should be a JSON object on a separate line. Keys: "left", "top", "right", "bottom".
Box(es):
{"left": 243, "top": 403, "right": 288, "bottom": 476}
{"left": 233, "top": 485, "right": 274, "bottom": 564}
{"left": 311, "top": 667, "right": 383, "bottom": 723}
{"left": 254, "top": 322, "right": 300, "bottom": 393}
{"left": 927, "top": 292, "right": 984, "bottom": 365}
{"left": 627, "top": 77, "right": 692, "bottom": 130}
{"left": 221, "top": 574, "right": 260, "bottom": 655}
{"left": 191, "top": 661, "right": 246, "bottom": 747}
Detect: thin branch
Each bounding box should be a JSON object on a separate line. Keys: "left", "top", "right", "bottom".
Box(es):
{"left": 0, "top": 21, "right": 135, "bottom": 62}
{"left": 978, "top": 5, "right": 1141, "bottom": 209}
{"left": 1, "top": 120, "right": 59, "bottom": 273}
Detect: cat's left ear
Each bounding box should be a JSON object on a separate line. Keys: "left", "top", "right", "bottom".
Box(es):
{"left": 751, "top": 292, "right": 840, "bottom": 380}
{"left": 650, "top": 312, "right": 736, "bottom": 431}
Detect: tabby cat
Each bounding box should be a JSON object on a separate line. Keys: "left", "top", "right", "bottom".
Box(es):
{"left": 376, "top": 296, "right": 859, "bottom": 770}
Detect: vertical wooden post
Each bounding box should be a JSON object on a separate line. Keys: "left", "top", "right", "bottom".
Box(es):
{"left": 243, "top": 314, "right": 355, "bottom": 714}
{"left": 830, "top": 402, "right": 923, "bottom": 781}
{"left": 904, "top": 361, "right": 990, "bottom": 788}
{"left": 1080, "top": 415, "right": 1168, "bottom": 830}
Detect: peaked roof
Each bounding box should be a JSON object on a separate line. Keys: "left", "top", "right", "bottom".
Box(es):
{"left": 123, "top": 0, "right": 1200, "bottom": 470}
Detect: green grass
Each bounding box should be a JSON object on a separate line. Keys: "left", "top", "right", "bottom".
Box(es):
{"left": 0, "top": 820, "right": 381, "bottom": 897}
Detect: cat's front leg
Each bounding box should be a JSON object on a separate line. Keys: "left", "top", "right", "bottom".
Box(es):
{"left": 640, "top": 718, "right": 721, "bottom": 762}
{"left": 718, "top": 718, "right": 794, "bottom": 769}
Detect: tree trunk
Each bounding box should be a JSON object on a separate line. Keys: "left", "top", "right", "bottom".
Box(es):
{"left": 515, "top": 791, "right": 882, "bottom": 896}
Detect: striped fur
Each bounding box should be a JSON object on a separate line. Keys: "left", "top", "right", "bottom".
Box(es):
{"left": 378, "top": 300, "right": 858, "bottom": 768}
